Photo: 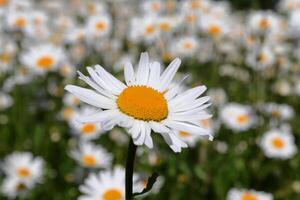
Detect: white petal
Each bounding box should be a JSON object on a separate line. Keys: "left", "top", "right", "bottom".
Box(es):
{"left": 147, "top": 61, "right": 161, "bottom": 88}
{"left": 136, "top": 52, "right": 149, "bottom": 85}
{"left": 65, "top": 85, "right": 116, "bottom": 109}
{"left": 134, "top": 122, "right": 146, "bottom": 145}
{"left": 163, "top": 120, "right": 209, "bottom": 135}
{"left": 124, "top": 62, "right": 136, "bottom": 86}
{"left": 95, "top": 65, "right": 126, "bottom": 92}
{"left": 158, "top": 58, "right": 181, "bottom": 92}
{"left": 144, "top": 124, "right": 153, "bottom": 148}
{"left": 86, "top": 67, "right": 120, "bottom": 96}
{"left": 164, "top": 75, "right": 189, "bottom": 100}
{"left": 169, "top": 86, "right": 207, "bottom": 107}
{"left": 171, "top": 96, "right": 210, "bottom": 112}
{"left": 77, "top": 109, "right": 119, "bottom": 123}
{"left": 149, "top": 121, "right": 171, "bottom": 133}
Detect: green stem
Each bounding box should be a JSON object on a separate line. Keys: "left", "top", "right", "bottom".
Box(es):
{"left": 125, "top": 138, "right": 137, "bottom": 200}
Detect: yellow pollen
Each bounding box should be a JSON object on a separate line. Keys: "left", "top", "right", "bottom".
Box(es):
{"left": 242, "top": 193, "right": 257, "bottom": 200}
{"left": 191, "top": 1, "right": 201, "bottom": 9}
{"left": 186, "top": 14, "right": 196, "bottom": 23}
{"left": 63, "top": 107, "right": 73, "bottom": 120}
{"left": 271, "top": 137, "right": 285, "bottom": 149}
{"left": 151, "top": 2, "right": 160, "bottom": 11}
{"left": 95, "top": 21, "right": 106, "bottom": 31}
{"left": 162, "top": 52, "right": 172, "bottom": 62}
{"left": 179, "top": 131, "right": 190, "bottom": 137}
{"left": 259, "top": 18, "right": 269, "bottom": 29}
{"left": 145, "top": 25, "right": 155, "bottom": 34}
{"left": 208, "top": 25, "right": 221, "bottom": 36}
{"left": 0, "top": 53, "right": 10, "bottom": 63}
{"left": 16, "top": 167, "right": 31, "bottom": 178}
{"left": 201, "top": 119, "right": 210, "bottom": 128}
{"left": 36, "top": 55, "right": 54, "bottom": 69}
{"left": 182, "top": 41, "right": 193, "bottom": 49}
{"left": 15, "top": 18, "right": 26, "bottom": 28}
{"left": 82, "top": 155, "right": 96, "bottom": 167}
{"left": 103, "top": 188, "right": 122, "bottom": 200}
{"left": 80, "top": 123, "right": 96, "bottom": 134}
{"left": 258, "top": 53, "right": 267, "bottom": 62}
{"left": 237, "top": 114, "right": 249, "bottom": 124}
{"left": 16, "top": 183, "right": 26, "bottom": 191}
{"left": 0, "top": 0, "right": 7, "bottom": 7}
{"left": 159, "top": 22, "right": 171, "bottom": 32}
{"left": 117, "top": 86, "right": 168, "bottom": 121}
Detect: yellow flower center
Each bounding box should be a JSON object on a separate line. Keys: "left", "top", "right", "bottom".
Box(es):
{"left": 191, "top": 1, "right": 201, "bottom": 9}
{"left": 258, "top": 53, "right": 267, "bottom": 62}
{"left": 186, "top": 14, "right": 196, "bottom": 23}
{"left": 159, "top": 22, "right": 171, "bottom": 32}
{"left": 145, "top": 25, "right": 155, "bottom": 34}
{"left": 259, "top": 18, "right": 269, "bottom": 29}
{"left": 16, "top": 183, "right": 26, "bottom": 191}
{"left": 63, "top": 107, "right": 74, "bottom": 120}
{"left": 103, "top": 188, "right": 122, "bottom": 200}
{"left": 117, "top": 86, "right": 168, "bottom": 121}
{"left": 237, "top": 114, "right": 249, "bottom": 124}
{"left": 0, "top": 0, "right": 7, "bottom": 7}
{"left": 95, "top": 21, "right": 106, "bottom": 31}
{"left": 179, "top": 131, "right": 190, "bottom": 137}
{"left": 36, "top": 55, "right": 54, "bottom": 69}
{"left": 208, "top": 25, "right": 221, "bottom": 36}
{"left": 80, "top": 123, "right": 96, "bottom": 134}
{"left": 242, "top": 193, "right": 257, "bottom": 200}
{"left": 271, "top": 137, "right": 285, "bottom": 149}
{"left": 16, "top": 167, "right": 31, "bottom": 178}
{"left": 201, "top": 119, "right": 210, "bottom": 128}
{"left": 82, "top": 155, "right": 96, "bottom": 167}
{"left": 15, "top": 18, "right": 26, "bottom": 28}
{"left": 182, "top": 41, "right": 193, "bottom": 49}
{"left": 0, "top": 53, "right": 10, "bottom": 63}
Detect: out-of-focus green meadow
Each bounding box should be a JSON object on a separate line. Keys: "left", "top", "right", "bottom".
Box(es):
{"left": 1, "top": 0, "right": 300, "bottom": 200}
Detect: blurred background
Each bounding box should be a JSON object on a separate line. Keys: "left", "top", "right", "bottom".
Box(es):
{"left": 0, "top": 0, "right": 300, "bottom": 199}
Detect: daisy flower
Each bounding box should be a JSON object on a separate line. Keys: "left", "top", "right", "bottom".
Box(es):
{"left": 172, "top": 36, "right": 199, "bottom": 57}
{"left": 6, "top": 11, "right": 28, "bottom": 31}
{"left": 227, "top": 188, "right": 273, "bottom": 200}
{"left": 220, "top": 103, "right": 256, "bottom": 132}
{"left": 1, "top": 176, "right": 33, "bottom": 199}
{"left": 20, "top": 44, "right": 65, "bottom": 75}
{"left": 247, "top": 11, "right": 280, "bottom": 35}
{"left": 85, "top": 14, "right": 111, "bottom": 39}
{"left": 78, "top": 167, "right": 140, "bottom": 200}
{"left": 70, "top": 141, "right": 112, "bottom": 169}
{"left": 260, "top": 129, "right": 297, "bottom": 159}
{"left": 69, "top": 106, "right": 104, "bottom": 141}
{"left": 263, "top": 103, "right": 294, "bottom": 121}
{"left": 246, "top": 46, "right": 275, "bottom": 70}
{"left": 65, "top": 52, "right": 212, "bottom": 152}
{"left": 2, "top": 152, "right": 44, "bottom": 185}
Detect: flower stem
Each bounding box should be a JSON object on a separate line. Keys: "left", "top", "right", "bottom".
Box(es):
{"left": 125, "top": 138, "right": 137, "bottom": 200}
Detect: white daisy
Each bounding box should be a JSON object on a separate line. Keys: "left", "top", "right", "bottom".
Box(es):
{"left": 172, "top": 36, "right": 199, "bottom": 57}
{"left": 247, "top": 11, "right": 280, "bottom": 35}
{"left": 264, "top": 103, "right": 294, "bottom": 121}
{"left": 78, "top": 167, "right": 140, "bottom": 200}
{"left": 65, "top": 52, "right": 212, "bottom": 153}
{"left": 70, "top": 106, "right": 104, "bottom": 141}
{"left": 70, "top": 141, "right": 112, "bottom": 169}
{"left": 227, "top": 188, "right": 273, "bottom": 200}
{"left": 63, "top": 93, "right": 81, "bottom": 107}
{"left": 20, "top": 44, "right": 65, "bottom": 75}
{"left": 220, "top": 103, "right": 256, "bottom": 132}
{"left": 2, "top": 152, "right": 44, "bottom": 185}
{"left": 85, "top": 14, "right": 111, "bottom": 39}
{"left": 260, "top": 129, "right": 297, "bottom": 159}
{"left": 1, "top": 176, "right": 33, "bottom": 199}
{"left": 246, "top": 46, "right": 275, "bottom": 70}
